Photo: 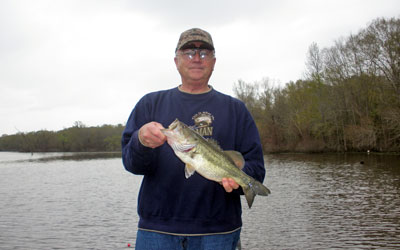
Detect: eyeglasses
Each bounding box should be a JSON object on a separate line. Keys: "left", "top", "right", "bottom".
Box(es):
{"left": 177, "top": 49, "right": 215, "bottom": 60}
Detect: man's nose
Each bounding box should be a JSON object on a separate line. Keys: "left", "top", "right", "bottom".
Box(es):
{"left": 192, "top": 51, "right": 201, "bottom": 62}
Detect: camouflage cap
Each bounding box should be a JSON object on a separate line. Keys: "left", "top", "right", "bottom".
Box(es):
{"left": 175, "top": 28, "right": 214, "bottom": 52}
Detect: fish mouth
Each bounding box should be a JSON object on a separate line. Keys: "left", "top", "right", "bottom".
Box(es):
{"left": 168, "top": 119, "right": 180, "bottom": 130}
{"left": 160, "top": 119, "right": 180, "bottom": 135}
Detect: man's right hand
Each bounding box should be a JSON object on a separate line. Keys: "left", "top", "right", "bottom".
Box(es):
{"left": 138, "top": 122, "right": 167, "bottom": 148}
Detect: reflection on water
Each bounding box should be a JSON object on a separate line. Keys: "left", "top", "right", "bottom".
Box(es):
{"left": 0, "top": 152, "right": 121, "bottom": 163}
{"left": 0, "top": 152, "right": 399, "bottom": 249}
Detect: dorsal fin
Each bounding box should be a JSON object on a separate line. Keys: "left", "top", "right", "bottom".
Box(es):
{"left": 224, "top": 150, "right": 245, "bottom": 169}
{"left": 206, "top": 138, "right": 223, "bottom": 151}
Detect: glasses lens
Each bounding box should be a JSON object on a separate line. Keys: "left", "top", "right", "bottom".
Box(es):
{"left": 183, "top": 49, "right": 196, "bottom": 59}
{"left": 181, "top": 49, "right": 213, "bottom": 60}
{"left": 199, "top": 50, "right": 210, "bottom": 59}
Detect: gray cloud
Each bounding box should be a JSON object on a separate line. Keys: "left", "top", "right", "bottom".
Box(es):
{"left": 0, "top": 0, "right": 399, "bottom": 134}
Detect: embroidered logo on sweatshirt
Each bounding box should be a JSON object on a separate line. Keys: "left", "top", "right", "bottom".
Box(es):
{"left": 192, "top": 112, "right": 214, "bottom": 136}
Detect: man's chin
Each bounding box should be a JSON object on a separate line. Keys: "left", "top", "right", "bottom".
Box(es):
{"left": 188, "top": 72, "right": 205, "bottom": 79}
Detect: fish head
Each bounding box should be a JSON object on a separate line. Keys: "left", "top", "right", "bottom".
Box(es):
{"left": 161, "top": 119, "right": 197, "bottom": 152}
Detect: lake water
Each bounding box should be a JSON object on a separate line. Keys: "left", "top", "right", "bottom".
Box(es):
{"left": 0, "top": 152, "right": 399, "bottom": 249}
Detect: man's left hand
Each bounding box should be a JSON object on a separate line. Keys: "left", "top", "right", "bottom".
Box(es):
{"left": 221, "top": 178, "right": 239, "bottom": 193}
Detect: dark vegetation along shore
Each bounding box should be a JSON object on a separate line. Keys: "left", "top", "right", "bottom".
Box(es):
{"left": 0, "top": 17, "right": 399, "bottom": 153}
{"left": 0, "top": 123, "right": 124, "bottom": 153}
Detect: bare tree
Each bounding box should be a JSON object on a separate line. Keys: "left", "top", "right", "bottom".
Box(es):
{"left": 358, "top": 17, "right": 400, "bottom": 99}
{"left": 305, "top": 42, "right": 324, "bottom": 82}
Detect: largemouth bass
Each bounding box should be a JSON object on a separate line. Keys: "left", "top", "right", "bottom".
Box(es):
{"left": 161, "top": 118, "right": 271, "bottom": 208}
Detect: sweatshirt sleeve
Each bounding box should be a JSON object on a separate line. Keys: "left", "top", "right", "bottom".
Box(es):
{"left": 121, "top": 96, "right": 157, "bottom": 175}
{"left": 237, "top": 103, "right": 266, "bottom": 184}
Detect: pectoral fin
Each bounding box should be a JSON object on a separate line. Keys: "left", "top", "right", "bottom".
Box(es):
{"left": 185, "top": 164, "right": 196, "bottom": 178}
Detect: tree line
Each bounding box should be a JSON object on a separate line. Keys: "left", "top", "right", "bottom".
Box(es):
{"left": 233, "top": 17, "right": 400, "bottom": 153}
{"left": 0, "top": 122, "right": 124, "bottom": 152}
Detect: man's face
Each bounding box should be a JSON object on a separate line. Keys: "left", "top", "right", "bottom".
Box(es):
{"left": 174, "top": 42, "right": 216, "bottom": 84}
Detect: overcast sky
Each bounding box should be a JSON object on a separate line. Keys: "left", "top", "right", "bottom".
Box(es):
{"left": 0, "top": 0, "right": 399, "bottom": 135}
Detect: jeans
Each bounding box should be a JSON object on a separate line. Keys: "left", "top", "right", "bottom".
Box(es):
{"left": 135, "top": 229, "right": 241, "bottom": 250}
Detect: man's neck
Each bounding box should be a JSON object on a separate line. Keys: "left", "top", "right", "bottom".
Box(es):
{"left": 179, "top": 83, "right": 211, "bottom": 94}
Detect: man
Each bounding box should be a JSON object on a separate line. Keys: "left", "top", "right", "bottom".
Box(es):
{"left": 122, "top": 28, "right": 265, "bottom": 250}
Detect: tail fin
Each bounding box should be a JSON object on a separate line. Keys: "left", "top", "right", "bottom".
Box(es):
{"left": 243, "top": 180, "right": 271, "bottom": 208}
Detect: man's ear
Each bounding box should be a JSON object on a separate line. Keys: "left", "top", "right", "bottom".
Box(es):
{"left": 211, "top": 58, "right": 216, "bottom": 71}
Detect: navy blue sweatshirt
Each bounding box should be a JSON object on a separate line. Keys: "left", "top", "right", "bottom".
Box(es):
{"left": 121, "top": 87, "right": 265, "bottom": 235}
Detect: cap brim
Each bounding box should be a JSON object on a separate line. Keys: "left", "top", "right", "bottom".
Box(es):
{"left": 179, "top": 41, "right": 214, "bottom": 51}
